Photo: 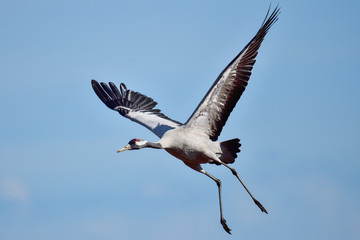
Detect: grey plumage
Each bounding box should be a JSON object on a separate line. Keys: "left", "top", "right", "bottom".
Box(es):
{"left": 91, "top": 5, "right": 280, "bottom": 235}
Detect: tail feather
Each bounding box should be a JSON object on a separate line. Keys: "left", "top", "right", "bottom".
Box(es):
{"left": 219, "top": 138, "right": 241, "bottom": 164}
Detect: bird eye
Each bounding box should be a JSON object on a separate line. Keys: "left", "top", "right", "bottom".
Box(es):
{"left": 128, "top": 139, "right": 140, "bottom": 145}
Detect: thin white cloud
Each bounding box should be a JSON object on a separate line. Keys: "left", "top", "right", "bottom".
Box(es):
{"left": 143, "top": 182, "right": 165, "bottom": 198}
{"left": 0, "top": 177, "right": 30, "bottom": 205}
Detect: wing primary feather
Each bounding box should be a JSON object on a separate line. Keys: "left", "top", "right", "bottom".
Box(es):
{"left": 100, "top": 82, "right": 117, "bottom": 100}
{"left": 120, "top": 83, "right": 127, "bottom": 94}
{"left": 91, "top": 80, "right": 182, "bottom": 137}
{"left": 132, "top": 94, "right": 145, "bottom": 107}
{"left": 109, "top": 82, "right": 122, "bottom": 99}
{"left": 184, "top": 6, "right": 280, "bottom": 140}
{"left": 91, "top": 80, "right": 115, "bottom": 109}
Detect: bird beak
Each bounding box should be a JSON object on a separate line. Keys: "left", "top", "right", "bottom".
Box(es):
{"left": 117, "top": 144, "right": 131, "bottom": 153}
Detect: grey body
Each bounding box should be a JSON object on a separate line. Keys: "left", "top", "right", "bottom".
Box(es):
{"left": 160, "top": 127, "right": 222, "bottom": 166}
{"left": 91, "top": 6, "right": 280, "bottom": 234}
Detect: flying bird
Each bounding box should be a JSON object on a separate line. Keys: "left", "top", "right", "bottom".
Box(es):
{"left": 91, "top": 6, "right": 279, "bottom": 234}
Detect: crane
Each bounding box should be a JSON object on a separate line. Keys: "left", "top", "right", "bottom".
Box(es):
{"left": 91, "top": 6, "right": 279, "bottom": 234}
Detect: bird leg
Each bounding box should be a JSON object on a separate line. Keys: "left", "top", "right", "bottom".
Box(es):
{"left": 200, "top": 169, "right": 232, "bottom": 234}
{"left": 221, "top": 162, "right": 268, "bottom": 214}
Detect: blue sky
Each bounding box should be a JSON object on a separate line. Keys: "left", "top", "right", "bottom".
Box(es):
{"left": 1, "top": 0, "right": 359, "bottom": 239}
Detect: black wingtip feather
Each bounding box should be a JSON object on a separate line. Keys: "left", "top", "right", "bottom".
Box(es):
{"left": 91, "top": 80, "right": 164, "bottom": 117}
{"left": 91, "top": 80, "right": 115, "bottom": 109}
{"left": 109, "top": 82, "right": 122, "bottom": 99}
{"left": 209, "top": 6, "right": 280, "bottom": 140}
{"left": 260, "top": 5, "right": 280, "bottom": 32}
{"left": 120, "top": 83, "right": 127, "bottom": 95}
{"left": 91, "top": 80, "right": 183, "bottom": 126}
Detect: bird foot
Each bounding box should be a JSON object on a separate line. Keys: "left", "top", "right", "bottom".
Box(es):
{"left": 220, "top": 217, "right": 232, "bottom": 234}
{"left": 253, "top": 199, "right": 268, "bottom": 214}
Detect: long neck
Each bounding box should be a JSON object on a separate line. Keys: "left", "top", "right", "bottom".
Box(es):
{"left": 145, "top": 141, "right": 163, "bottom": 149}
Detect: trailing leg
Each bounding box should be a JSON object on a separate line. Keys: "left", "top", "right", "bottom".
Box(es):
{"left": 221, "top": 162, "right": 268, "bottom": 214}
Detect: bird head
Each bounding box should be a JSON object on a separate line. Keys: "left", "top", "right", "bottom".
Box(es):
{"left": 117, "top": 138, "right": 148, "bottom": 152}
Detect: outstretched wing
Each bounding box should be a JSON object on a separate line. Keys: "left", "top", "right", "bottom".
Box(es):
{"left": 184, "top": 6, "right": 280, "bottom": 141}
{"left": 91, "top": 80, "right": 182, "bottom": 138}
